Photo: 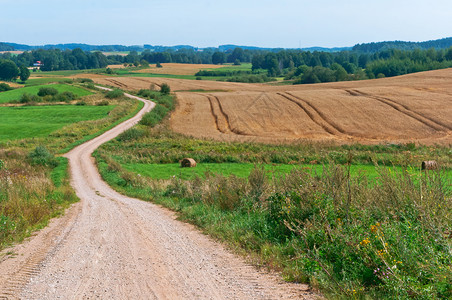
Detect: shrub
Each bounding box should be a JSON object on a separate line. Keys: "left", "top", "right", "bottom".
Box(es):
{"left": 160, "top": 83, "right": 170, "bottom": 95}
{"left": 0, "top": 83, "right": 12, "bottom": 92}
{"left": 51, "top": 91, "right": 76, "bottom": 103}
{"left": 37, "top": 86, "right": 58, "bottom": 97}
{"left": 137, "top": 89, "right": 153, "bottom": 98}
{"left": 20, "top": 93, "right": 40, "bottom": 103}
{"left": 105, "top": 67, "right": 116, "bottom": 75}
{"left": 105, "top": 89, "right": 124, "bottom": 99}
{"left": 61, "top": 91, "right": 76, "bottom": 100}
{"left": 85, "top": 83, "right": 96, "bottom": 89}
{"left": 117, "top": 128, "right": 146, "bottom": 142}
{"left": 75, "top": 100, "right": 87, "bottom": 106}
{"left": 28, "top": 146, "right": 59, "bottom": 167}
{"left": 76, "top": 78, "right": 94, "bottom": 83}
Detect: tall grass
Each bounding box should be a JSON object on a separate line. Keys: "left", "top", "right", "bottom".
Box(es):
{"left": 0, "top": 154, "right": 77, "bottom": 248}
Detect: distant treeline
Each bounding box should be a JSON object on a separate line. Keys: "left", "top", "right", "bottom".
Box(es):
{"left": 2, "top": 46, "right": 452, "bottom": 84}
{"left": 252, "top": 47, "right": 452, "bottom": 83}
{"left": 353, "top": 37, "right": 452, "bottom": 53}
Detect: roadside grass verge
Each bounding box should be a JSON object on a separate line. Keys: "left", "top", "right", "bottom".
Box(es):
{"left": 0, "top": 154, "right": 78, "bottom": 250}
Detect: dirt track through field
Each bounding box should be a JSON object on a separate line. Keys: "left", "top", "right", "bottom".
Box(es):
{"left": 0, "top": 88, "right": 313, "bottom": 299}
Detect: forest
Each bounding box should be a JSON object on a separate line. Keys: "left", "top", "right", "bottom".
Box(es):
{"left": 2, "top": 46, "right": 452, "bottom": 84}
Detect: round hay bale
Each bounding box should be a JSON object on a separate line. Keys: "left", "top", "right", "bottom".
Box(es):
{"left": 421, "top": 160, "right": 438, "bottom": 170}
{"left": 181, "top": 158, "right": 197, "bottom": 168}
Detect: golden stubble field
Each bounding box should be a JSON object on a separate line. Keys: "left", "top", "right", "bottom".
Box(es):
{"left": 82, "top": 67, "right": 452, "bottom": 145}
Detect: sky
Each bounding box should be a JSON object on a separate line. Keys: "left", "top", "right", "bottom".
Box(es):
{"left": 1, "top": 0, "right": 452, "bottom": 48}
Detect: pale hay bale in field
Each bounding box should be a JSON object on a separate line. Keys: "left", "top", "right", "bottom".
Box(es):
{"left": 181, "top": 158, "right": 197, "bottom": 168}
{"left": 421, "top": 160, "right": 438, "bottom": 170}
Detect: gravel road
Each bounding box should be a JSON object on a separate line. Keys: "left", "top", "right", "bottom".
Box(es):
{"left": 0, "top": 88, "right": 314, "bottom": 299}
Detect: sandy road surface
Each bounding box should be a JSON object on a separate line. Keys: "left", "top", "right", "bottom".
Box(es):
{"left": 0, "top": 88, "right": 313, "bottom": 299}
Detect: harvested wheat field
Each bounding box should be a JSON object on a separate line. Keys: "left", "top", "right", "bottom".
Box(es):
{"left": 88, "top": 68, "right": 452, "bottom": 145}
{"left": 133, "top": 63, "right": 226, "bottom": 75}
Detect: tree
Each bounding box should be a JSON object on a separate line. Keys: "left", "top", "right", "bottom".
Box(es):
{"left": 212, "top": 52, "right": 226, "bottom": 65}
{"left": 0, "top": 60, "right": 19, "bottom": 81}
{"left": 19, "top": 65, "right": 30, "bottom": 82}
{"left": 140, "top": 60, "right": 149, "bottom": 68}
{"left": 445, "top": 47, "right": 452, "bottom": 61}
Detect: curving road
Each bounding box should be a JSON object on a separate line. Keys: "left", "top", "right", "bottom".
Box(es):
{"left": 0, "top": 88, "right": 313, "bottom": 299}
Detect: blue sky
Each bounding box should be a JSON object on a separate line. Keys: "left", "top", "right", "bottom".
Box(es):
{"left": 1, "top": 0, "right": 452, "bottom": 48}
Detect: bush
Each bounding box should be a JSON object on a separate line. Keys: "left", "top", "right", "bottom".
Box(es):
{"left": 0, "top": 83, "right": 12, "bottom": 92}
{"left": 28, "top": 146, "right": 59, "bottom": 167}
{"left": 117, "top": 128, "right": 146, "bottom": 142}
{"left": 105, "top": 89, "right": 124, "bottom": 99}
{"left": 137, "top": 89, "right": 153, "bottom": 98}
{"left": 76, "top": 78, "right": 94, "bottom": 83}
{"left": 85, "top": 83, "right": 96, "bottom": 89}
{"left": 37, "top": 86, "right": 58, "bottom": 97}
{"left": 20, "top": 93, "right": 40, "bottom": 103}
{"left": 75, "top": 100, "right": 87, "bottom": 106}
{"left": 51, "top": 91, "right": 76, "bottom": 103}
{"left": 61, "top": 91, "right": 76, "bottom": 100}
{"left": 105, "top": 67, "right": 116, "bottom": 75}
{"left": 160, "top": 83, "right": 170, "bottom": 95}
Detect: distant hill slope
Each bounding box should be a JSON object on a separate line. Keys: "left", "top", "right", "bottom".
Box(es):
{"left": 2, "top": 37, "right": 452, "bottom": 53}
{"left": 353, "top": 37, "right": 452, "bottom": 53}
{"left": 0, "top": 42, "right": 351, "bottom": 53}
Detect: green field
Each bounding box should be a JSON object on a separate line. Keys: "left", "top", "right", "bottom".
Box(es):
{"left": 25, "top": 77, "right": 70, "bottom": 86}
{"left": 122, "top": 162, "right": 435, "bottom": 181}
{"left": 0, "top": 105, "right": 113, "bottom": 141}
{"left": 0, "top": 84, "right": 93, "bottom": 103}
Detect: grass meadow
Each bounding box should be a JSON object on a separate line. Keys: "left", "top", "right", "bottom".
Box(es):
{"left": 0, "top": 83, "right": 93, "bottom": 103}
{"left": 0, "top": 105, "right": 113, "bottom": 141}
{"left": 94, "top": 90, "right": 452, "bottom": 299}
{"left": 0, "top": 86, "right": 141, "bottom": 250}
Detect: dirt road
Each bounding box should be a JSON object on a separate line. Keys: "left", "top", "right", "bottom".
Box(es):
{"left": 0, "top": 89, "right": 313, "bottom": 299}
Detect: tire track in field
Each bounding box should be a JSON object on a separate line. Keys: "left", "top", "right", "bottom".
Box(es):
{"left": 347, "top": 89, "right": 452, "bottom": 131}
{"left": 212, "top": 95, "right": 234, "bottom": 132}
{"left": 133, "top": 78, "right": 162, "bottom": 88}
{"left": 204, "top": 94, "right": 230, "bottom": 134}
{"left": 105, "top": 79, "right": 128, "bottom": 89}
{"left": 411, "top": 87, "right": 452, "bottom": 101}
{"left": 277, "top": 92, "right": 345, "bottom": 136}
{"left": 204, "top": 94, "right": 250, "bottom": 136}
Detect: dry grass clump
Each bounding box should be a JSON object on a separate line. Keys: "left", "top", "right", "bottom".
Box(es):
{"left": 0, "top": 153, "right": 76, "bottom": 248}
